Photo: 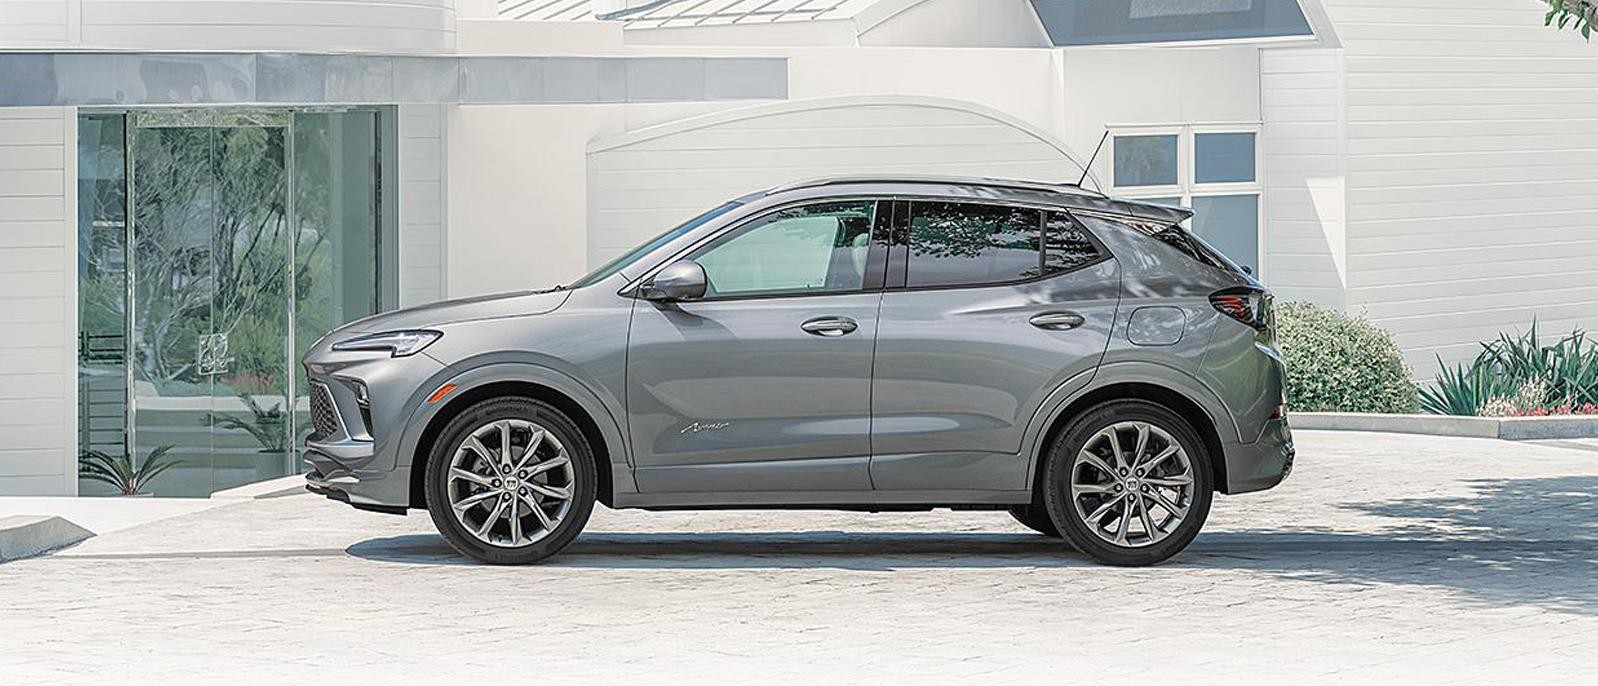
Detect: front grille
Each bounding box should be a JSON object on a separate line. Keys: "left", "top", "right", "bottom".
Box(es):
{"left": 309, "top": 382, "right": 341, "bottom": 437}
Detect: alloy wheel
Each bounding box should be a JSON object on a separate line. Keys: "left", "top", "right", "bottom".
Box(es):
{"left": 446, "top": 418, "right": 576, "bottom": 548}
{"left": 1068, "top": 421, "right": 1195, "bottom": 548}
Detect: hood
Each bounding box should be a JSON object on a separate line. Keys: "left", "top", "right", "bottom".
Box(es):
{"left": 337, "top": 288, "right": 572, "bottom": 335}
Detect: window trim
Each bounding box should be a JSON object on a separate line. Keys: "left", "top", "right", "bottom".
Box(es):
{"left": 885, "top": 196, "right": 1113, "bottom": 293}
{"left": 1107, "top": 123, "right": 1264, "bottom": 279}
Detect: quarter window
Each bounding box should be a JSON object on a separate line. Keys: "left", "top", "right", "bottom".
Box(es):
{"left": 693, "top": 201, "right": 877, "bottom": 298}
{"left": 1044, "top": 213, "right": 1104, "bottom": 275}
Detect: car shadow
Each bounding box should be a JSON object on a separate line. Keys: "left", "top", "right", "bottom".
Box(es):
{"left": 345, "top": 476, "right": 1598, "bottom": 614}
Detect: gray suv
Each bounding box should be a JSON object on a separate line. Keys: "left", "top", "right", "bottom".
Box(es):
{"left": 303, "top": 176, "right": 1294, "bottom": 567}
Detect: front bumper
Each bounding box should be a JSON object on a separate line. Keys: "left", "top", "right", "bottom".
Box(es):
{"left": 1221, "top": 417, "right": 1295, "bottom": 494}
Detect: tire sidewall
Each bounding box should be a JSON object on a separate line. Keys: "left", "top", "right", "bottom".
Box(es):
{"left": 1043, "top": 399, "right": 1214, "bottom": 566}
{"left": 424, "top": 397, "right": 597, "bottom": 565}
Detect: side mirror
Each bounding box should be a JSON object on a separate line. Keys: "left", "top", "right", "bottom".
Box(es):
{"left": 639, "top": 260, "right": 708, "bottom": 302}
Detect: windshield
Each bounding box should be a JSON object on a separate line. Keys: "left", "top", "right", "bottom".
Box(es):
{"left": 567, "top": 201, "right": 745, "bottom": 290}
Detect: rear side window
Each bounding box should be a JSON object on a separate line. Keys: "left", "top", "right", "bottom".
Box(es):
{"left": 906, "top": 201, "right": 1041, "bottom": 287}
{"left": 903, "top": 202, "right": 1104, "bottom": 288}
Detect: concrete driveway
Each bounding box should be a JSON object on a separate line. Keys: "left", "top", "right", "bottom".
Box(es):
{"left": 3, "top": 431, "right": 1596, "bottom": 684}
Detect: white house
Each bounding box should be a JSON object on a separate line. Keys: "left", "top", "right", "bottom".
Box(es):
{"left": 0, "top": 0, "right": 1594, "bottom": 496}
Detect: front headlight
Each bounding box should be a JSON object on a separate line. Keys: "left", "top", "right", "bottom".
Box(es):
{"left": 331, "top": 330, "right": 442, "bottom": 357}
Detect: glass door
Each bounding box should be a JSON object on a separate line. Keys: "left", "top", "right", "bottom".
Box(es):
{"left": 127, "top": 111, "right": 295, "bottom": 496}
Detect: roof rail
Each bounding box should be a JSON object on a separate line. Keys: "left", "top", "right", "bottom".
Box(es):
{"left": 769, "top": 174, "right": 1106, "bottom": 198}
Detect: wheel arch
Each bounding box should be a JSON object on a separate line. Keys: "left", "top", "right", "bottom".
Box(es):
{"left": 404, "top": 365, "right": 633, "bottom": 509}
{"left": 1026, "top": 378, "right": 1232, "bottom": 498}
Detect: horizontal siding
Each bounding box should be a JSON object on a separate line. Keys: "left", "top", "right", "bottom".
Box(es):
{"left": 0, "top": 107, "right": 73, "bottom": 495}
{"left": 0, "top": 0, "right": 70, "bottom": 45}
{"left": 1261, "top": 47, "right": 1346, "bottom": 309}
{"left": 1324, "top": 0, "right": 1598, "bottom": 378}
{"left": 398, "top": 105, "right": 446, "bottom": 308}
{"left": 0, "top": 0, "right": 453, "bottom": 51}
{"left": 588, "top": 102, "right": 1078, "bottom": 266}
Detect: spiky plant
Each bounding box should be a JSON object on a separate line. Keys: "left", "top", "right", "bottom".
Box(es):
{"left": 202, "top": 393, "right": 289, "bottom": 454}
{"left": 79, "top": 446, "right": 183, "bottom": 496}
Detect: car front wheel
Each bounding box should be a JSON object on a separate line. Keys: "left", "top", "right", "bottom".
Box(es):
{"left": 1042, "top": 400, "right": 1213, "bottom": 566}
{"left": 424, "top": 397, "right": 597, "bottom": 565}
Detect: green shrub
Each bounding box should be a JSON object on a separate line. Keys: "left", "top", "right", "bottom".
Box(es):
{"left": 1275, "top": 302, "right": 1418, "bottom": 413}
{"left": 1419, "top": 322, "right": 1598, "bottom": 416}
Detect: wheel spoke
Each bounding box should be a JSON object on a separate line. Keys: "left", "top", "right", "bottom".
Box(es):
{"left": 452, "top": 490, "right": 497, "bottom": 512}
{"left": 498, "top": 421, "right": 514, "bottom": 466}
{"left": 512, "top": 429, "right": 547, "bottom": 473}
{"left": 465, "top": 435, "right": 495, "bottom": 466}
{"left": 1132, "top": 423, "right": 1150, "bottom": 466}
{"left": 477, "top": 497, "right": 508, "bottom": 537}
{"left": 451, "top": 467, "right": 494, "bottom": 487}
{"left": 1114, "top": 502, "right": 1133, "bottom": 544}
{"left": 1086, "top": 497, "right": 1120, "bottom": 524}
{"left": 1139, "top": 445, "right": 1179, "bottom": 472}
{"left": 1137, "top": 496, "right": 1159, "bottom": 542}
{"left": 508, "top": 496, "right": 522, "bottom": 544}
{"left": 529, "top": 483, "right": 572, "bottom": 501}
{"left": 1145, "top": 474, "right": 1193, "bottom": 488}
{"left": 521, "top": 492, "right": 553, "bottom": 529}
{"left": 1106, "top": 428, "right": 1127, "bottom": 472}
{"left": 528, "top": 454, "right": 570, "bottom": 476}
{"left": 1149, "top": 489, "right": 1188, "bottom": 518}
{"left": 1078, "top": 450, "right": 1117, "bottom": 479}
{"left": 1073, "top": 482, "right": 1115, "bottom": 495}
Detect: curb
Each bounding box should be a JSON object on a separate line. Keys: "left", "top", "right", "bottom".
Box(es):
{"left": 210, "top": 474, "right": 309, "bottom": 500}
{"left": 1292, "top": 412, "right": 1598, "bottom": 440}
{"left": 0, "top": 515, "right": 94, "bottom": 563}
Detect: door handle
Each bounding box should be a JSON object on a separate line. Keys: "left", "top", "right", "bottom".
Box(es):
{"left": 1030, "top": 312, "right": 1085, "bottom": 331}
{"left": 801, "top": 317, "right": 859, "bottom": 337}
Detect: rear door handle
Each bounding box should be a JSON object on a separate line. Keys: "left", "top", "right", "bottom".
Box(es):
{"left": 1030, "top": 312, "right": 1085, "bottom": 331}
{"left": 801, "top": 316, "right": 859, "bottom": 337}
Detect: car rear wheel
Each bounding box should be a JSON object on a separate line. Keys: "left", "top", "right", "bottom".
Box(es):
{"left": 1042, "top": 400, "right": 1213, "bottom": 566}
{"left": 1007, "top": 504, "right": 1061, "bottom": 537}
{"left": 424, "top": 397, "right": 596, "bottom": 565}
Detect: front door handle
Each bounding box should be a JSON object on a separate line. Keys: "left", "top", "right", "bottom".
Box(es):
{"left": 1030, "top": 312, "right": 1085, "bottom": 331}
{"left": 801, "top": 316, "right": 859, "bottom": 337}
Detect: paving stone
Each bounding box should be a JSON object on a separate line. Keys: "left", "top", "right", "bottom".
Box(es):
{"left": 0, "top": 430, "right": 1595, "bottom": 683}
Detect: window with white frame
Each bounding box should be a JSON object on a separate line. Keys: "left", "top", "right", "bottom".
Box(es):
{"left": 1108, "top": 126, "right": 1262, "bottom": 275}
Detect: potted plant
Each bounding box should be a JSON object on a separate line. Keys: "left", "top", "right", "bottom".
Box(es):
{"left": 202, "top": 393, "right": 288, "bottom": 454}
{"left": 79, "top": 445, "right": 183, "bottom": 496}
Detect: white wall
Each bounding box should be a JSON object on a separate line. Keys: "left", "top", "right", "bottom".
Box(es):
{"left": 446, "top": 100, "right": 743, "bottom": 294}
{"left": 585, "top": 96, "right": 1084, "bottom": 268}
{"left": 1320, "top": 0, "right": 1598, "bottom": 377}
{"left": 398, "top": 105, "right": 448, "bottom": 307}
{"left": 0, "top": 0, "right": 456, "bottom": 52}
{"left": 0, "top": 107, "right": 76, "bottom": 496}
{"left": 1061, "top": 46, "right": 1264, "bottom": 188}
{"left": 1261, "top": 47, "right": 1346, "bottom": 309}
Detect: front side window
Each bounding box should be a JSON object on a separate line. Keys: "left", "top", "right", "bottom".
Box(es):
{"left": 693, "top": 200, "right": 877, "bottom": 298}
{"left": 906, "top": 202, "right": 1043, "bottom": 288}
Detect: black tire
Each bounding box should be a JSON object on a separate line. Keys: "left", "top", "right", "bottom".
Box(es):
{"left": 1042, "top": 399, "right": 1214, "bottom": 567}
{"left": 1008, "top": 504, "right": 1062, "bottom": 537}
{"left": 424, "top": 397, "right": 597, "bottom": 565}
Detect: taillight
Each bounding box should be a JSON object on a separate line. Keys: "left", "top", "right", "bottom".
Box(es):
{"left": 1210, "top": 287, "right": 1271, "bottom": 331}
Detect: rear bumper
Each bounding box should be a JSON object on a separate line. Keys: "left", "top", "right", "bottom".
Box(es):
{"left": 1222, "top": 417, "right": 1294, "bottom": 494}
